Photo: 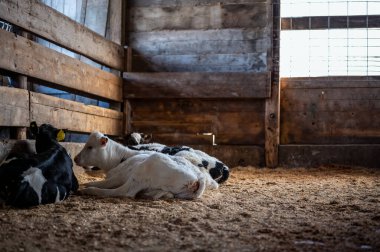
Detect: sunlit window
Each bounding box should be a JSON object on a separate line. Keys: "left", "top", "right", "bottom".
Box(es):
{"left": 280, "top": 0, "right": 380, "bottom": 77}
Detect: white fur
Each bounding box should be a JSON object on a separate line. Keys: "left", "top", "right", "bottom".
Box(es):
{"left": 75, "top": 132, "right": 218, "bottom": 200}
{"left": 22, "top": 167, "right": 47, "bottom": 204}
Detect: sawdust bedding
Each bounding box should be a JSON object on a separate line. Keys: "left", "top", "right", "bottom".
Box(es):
{"left": 0, "top": 166, "right": 379, "bottom": 251}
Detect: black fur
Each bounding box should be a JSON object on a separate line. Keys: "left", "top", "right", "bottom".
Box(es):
{"left": 0, "top": 123, "right": 78, "bottom": 208}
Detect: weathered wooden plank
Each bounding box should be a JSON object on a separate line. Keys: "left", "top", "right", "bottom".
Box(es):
{"left": 0, "top": 29, "right": 122, "bottom": 102}
{"left": 106, "top": 0, "right": 123, "bottom": 45}
{"left": 132, "top": 53, "right": 267, "bottom": 72}
{"left": 131, "top": 38, "right": 269, "bottom": 56}
{"left": 129, "top": 28, "right": 267, "bottom": 43}
{"left": 279, "top": 145, "right": 380, "bottom": 168}
{"left": 264, "top": 0, "right": 279, "bottom": 167}
{"left": 124, "top": 72, "right": 270, "bottom": 98}
{"left": 281, "top": 83, "right": 380, "bottom": 144}
{"left": 128, "top": 3, "right": 268, "bottom": 32}
{"left": 129, "top": 0, "right": 267, "bottom": 8}
{"left": 0, "top": 87, "right": 29, "bottom": 127}
{"left": 30, "top": 92, "right": 123, "bottom": 136}
{"left": 0, "top": 0, "right": 124, "bottom": 70}
{"left": 128, "top": 99, "right": 265, "bottom": 145}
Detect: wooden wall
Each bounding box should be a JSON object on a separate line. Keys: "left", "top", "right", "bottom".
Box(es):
{"left": 124, "top": 0, "right": 274, "bottom": 167}
{"left": 127, "top": 0, "right": 270, "bottom": 73}
{"left": 280, "top": 77, "right": 380, "bottom": 168}
{"left": 0, "top": 0, "right": 124, "bottom": 137}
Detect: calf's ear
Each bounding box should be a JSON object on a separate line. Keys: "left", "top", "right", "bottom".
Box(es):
{"left": 29, "top": 121, "right": 39, "bottom": 135}
{"left": 100, "top": 136, "right": 108, "bottom": 147}
{"left": 56, "top": 129, "right": 66, "bottom": 142}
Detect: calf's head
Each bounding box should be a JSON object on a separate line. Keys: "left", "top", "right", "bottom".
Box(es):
{"left": 74, "top": 132, "right": 109, "bottom": 170}
{"left": 30, "top": 122, "right": 66, "bottom": 153}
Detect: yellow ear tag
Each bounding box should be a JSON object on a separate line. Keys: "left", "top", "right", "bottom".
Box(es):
{"left": 56, "top": 130, "right": 65, "bottom": 142}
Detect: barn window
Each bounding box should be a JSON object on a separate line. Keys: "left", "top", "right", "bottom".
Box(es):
{"left": 280, "top": 0, "right": 380, "bottom": 77}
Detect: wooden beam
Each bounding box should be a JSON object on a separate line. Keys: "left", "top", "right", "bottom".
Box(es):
{"left": 124, "top": 72, "right": 270, "bottom": 99}
{"left": 279, "top": 145, "right": 380, "bottom": 168}
{"left": 30, "top": 92, "right": 123, "bottom": 136}
{"left": 0, "top": 0, "right": 124, "bottom": 70}
{"left": 0, "top": 87, "right": 29, "bottom": 127}
{"left": 15, "top": 30, "right": 29, "bottom": 140}
{"left": 0, "top": 29, "right": 122, "bottom": 102}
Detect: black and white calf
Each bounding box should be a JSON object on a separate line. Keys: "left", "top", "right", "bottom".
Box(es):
{"left": 0, "top": 122, "right": 78, "bottom": 208}
{"left": 124, "top": 133, "right": 230, "bottom": 184}
{"left": 74, "top": 132, "right": 218, "bottom": 200}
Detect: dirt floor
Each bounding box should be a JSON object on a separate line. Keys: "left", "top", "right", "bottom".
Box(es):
{"left": 0, "top": 166, "right": 379, "bottom": 252}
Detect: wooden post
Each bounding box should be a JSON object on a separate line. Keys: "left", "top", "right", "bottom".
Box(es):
{"left": 126, "top": 47, "right": 132, "bottom": 72}
{"left": 16, "top": 31, "right": 29, "bottom": 140}
{"left": 265, "top": 0, "right": 280, "bottom": 167}
{"left": 107, "top": 0, "right": 123, "bottom": 112}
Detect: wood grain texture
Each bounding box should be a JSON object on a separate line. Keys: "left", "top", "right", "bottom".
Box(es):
{"left": 128, "top": 28, "right": 269, "bottom": 72}
{"left": 124, "top": 72, "right": 270, "bottom": 98}
{"left": 281, "top": 77, "right": 380, "bottom": 144}
{"left": 30, "top": 92, "right": 123, "bottom": 136}
{"left": 279, "top": 145, "right": 380, "bottom": 168}
{"left": 0, "top": 0, "right": 124, "bottom": 70}
{"left": 127, "top": 3, "right": 268, "bottom": 32}
{"left": 132, "top": 53, "right": 268, "bottom": 73}
{"left": 264, "top": 0, "right": 279, "bottom": 167}
{"left": 127, "top": 99, "right": 265, "bottom": 145}
{"left": 0, "top": 29, "right": 122, "bottom": 102}
{"left": 0, "top": 87, "right": 29, "bottom": 127}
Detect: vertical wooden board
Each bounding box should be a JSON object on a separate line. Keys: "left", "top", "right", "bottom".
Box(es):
{"left": 106, "top": 0, "right": 123, "bottom": 45}
{"left": 0, "top": 87, "right": 29, "bottom": 127}
{"left": 131, "top": 53, "right": 268, "bottom": 73}
{"left": 0, "top": 29, "right": 122, "bottom": 102}
{"left": 30, "top": 92, "right": 123, "bottom": 135}
{"left": 264, "top": 0, "right": 279, "bottom": 167}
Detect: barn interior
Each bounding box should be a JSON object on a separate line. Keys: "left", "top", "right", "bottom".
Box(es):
{"left": 0, "top": 0, "right": 379, "bottom": 251}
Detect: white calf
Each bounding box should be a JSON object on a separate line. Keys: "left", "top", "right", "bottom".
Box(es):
{"left": 74, "top": 132, "right": 218, "bottom": 200}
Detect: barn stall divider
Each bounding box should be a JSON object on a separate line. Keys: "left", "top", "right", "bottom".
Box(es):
{"left": 0, "top": 0, "right": 282, "bottom": 170}
{"left": 0, "top": 0, "right": 125, "bottom": 174}
{"left": 3, "top": 0, "right": 375, "bottom": 169}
